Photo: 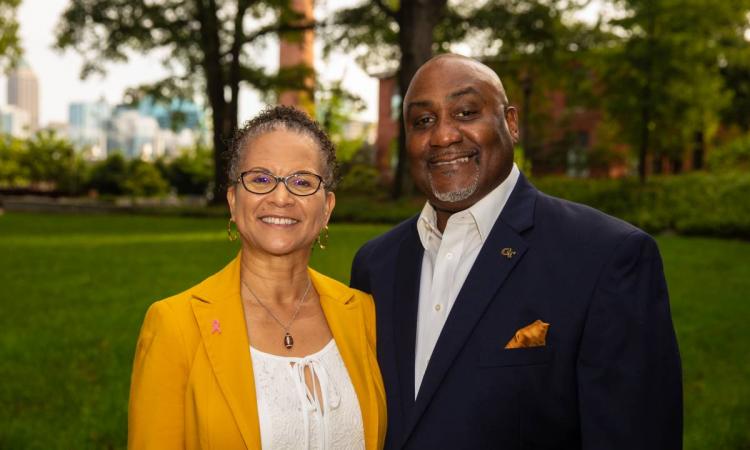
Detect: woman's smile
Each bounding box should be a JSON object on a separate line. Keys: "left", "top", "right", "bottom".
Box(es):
{"left": 259, "top": 215, "right": 300, "bottom": 226}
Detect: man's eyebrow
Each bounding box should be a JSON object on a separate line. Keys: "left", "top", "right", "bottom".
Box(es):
{"left": 405, "top": 86, "right": 482, "bottom": 115}
{"left": 405, "top": 100, "right": 433, "bottom": 115}
{"left": 447, "top": 86, "right": 481, "bottom": 100}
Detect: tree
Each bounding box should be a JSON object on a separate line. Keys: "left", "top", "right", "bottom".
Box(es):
{"left": 89, "top": 153, "right": 129, "bottom": 196}
{"left": 0, "top": 0, "right": 22, "bottom": 71}
{"left": 316, "top": 80, "right": 367, "bottom": 162}
{"left": 460, "top": 1, "right": 599, "bottom": 170}
{"left": 0, "top": 135, "right": 27, "bottom": 187}
{"left": 327, "top": 0, "right": 449, "bottom": 198}
{"left": 55, "top": 0, "right": 315, "bottom": 203}
{"left": 327, "top": 0, "right": 591, "bottom": 196}
{"left": 601, "top": 0, "right": 750, "bottom": 180}
{"left": 124, "top": 159, "right": 170, "bottom": 197}
{"left": 23, "top": 130, "right": 87, "bottom": 194}
{"left": 157, "top": 144, "right": 214, "bottom": 196}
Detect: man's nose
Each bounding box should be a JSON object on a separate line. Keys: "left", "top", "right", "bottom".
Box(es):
{"left": 429, "top": 118, "right": 462, "bottom": 147}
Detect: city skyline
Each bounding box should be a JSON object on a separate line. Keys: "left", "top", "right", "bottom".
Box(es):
{"left": 1, "top": 0, "right": 608, "bottom": 130}
{"left": 0, "top": 0, "right": 379, "bottom": 129}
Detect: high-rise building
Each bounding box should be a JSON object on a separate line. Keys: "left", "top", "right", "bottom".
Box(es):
{"left": 69, "top": 99, "right": 111, "bottom": 159}
{"left": 107, "top": 109, "right": 161, "bottom": 160}
{"left": 136, "top": 97, "right": 205, "bottom": 132}
{"left": 7, "top": 61, "right": 40, "bottom": 132}
{"left": 66, "top": 96, "right": 206, "bottom": 160}
{"left": 0, "top": 104, "right": 31, "bottom": 138}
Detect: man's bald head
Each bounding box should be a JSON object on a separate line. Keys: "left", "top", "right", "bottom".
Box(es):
{"left": 405, "top": 54, "right": 510, "bottom": 111}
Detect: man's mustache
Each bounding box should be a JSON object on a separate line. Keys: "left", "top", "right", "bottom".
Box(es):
{"left": 424, "top": 147, "right": 479, "bottom": 163}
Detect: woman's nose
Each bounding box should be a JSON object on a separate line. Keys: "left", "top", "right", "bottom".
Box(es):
{"left": 267, "top": 180, "right": 295, "bottom": 206}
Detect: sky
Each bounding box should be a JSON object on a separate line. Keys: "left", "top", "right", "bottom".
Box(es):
{"left": 1, "top": 0, "right": 379, "bottom": 127}
{"left": 2, "top": 0, "right": 605, "bottom": 128}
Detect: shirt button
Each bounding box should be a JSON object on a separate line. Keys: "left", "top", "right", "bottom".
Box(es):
{"left": 434, "top": 304, "right": 442, "bottom": 311}
{"left": 446, "top": 252, "right": 453, "bottom": 260}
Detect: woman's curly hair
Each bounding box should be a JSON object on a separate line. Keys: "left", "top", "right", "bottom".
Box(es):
{"left": 227, "top": 105, "right": 339, "bottom": 191}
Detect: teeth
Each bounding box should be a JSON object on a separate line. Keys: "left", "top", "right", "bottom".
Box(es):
{"left": 433, "top": 156, "right": 471, "bottom": 166}
{"left": 261, "top": 217, "right": 298, "bottom": 225}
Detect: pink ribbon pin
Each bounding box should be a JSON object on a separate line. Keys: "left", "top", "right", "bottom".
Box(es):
{"left": 211, "top": 319, "right": 222, "bottom": 334}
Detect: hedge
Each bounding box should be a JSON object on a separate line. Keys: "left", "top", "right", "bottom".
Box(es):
{"left": 333, "top": 172, "right": 750, "bottom": 238}
{"left": 533, "top": 173, "right": 750, "bottom": 238}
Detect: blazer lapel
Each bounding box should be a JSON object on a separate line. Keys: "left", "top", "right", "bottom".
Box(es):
{"left": 393, "top": 223, "right": 424, "bottom": 418}
{"left": 190, "top": 255, "right": 262, "bottom": 450}
{"left": 405, "top": 174, "right": 538, "bottom": 441}
{"left": 312, "top": 269, "right": 383, "bottom": 450}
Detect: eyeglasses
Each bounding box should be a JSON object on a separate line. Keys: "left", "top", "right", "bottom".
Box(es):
{"left": 237, "top": 169, "right": 326, "bottom": 196}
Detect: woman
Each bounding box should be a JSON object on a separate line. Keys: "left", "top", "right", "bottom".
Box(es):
{"left": 128, "top": 106, "right": 386, "bottom": 450}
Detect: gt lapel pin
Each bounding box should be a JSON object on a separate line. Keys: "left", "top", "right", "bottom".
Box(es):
{"left": 501, "top": 247, "right": 517, "bottom": 259}
{"left": 211, "top": 319, "right": 222, "bottom": 334}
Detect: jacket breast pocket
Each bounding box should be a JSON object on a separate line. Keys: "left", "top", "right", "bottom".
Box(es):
{"left": 479, "top": 346, "right": 553, "bottom": 368}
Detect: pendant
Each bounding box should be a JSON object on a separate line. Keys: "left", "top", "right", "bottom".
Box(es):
{"left": 283, "top": 332, "right": 294, "bottom": 350}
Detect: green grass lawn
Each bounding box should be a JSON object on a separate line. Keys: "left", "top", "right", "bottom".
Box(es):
{"left": 0, "top": 212, "right": 748, "bottom": 449}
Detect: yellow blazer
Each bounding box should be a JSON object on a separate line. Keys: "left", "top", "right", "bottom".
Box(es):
{"left": 128, "top": 255, "right": 386, "bottom": 450}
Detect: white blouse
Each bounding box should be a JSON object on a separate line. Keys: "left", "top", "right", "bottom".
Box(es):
{"left": 250, "top": 340, "right": 365, "bottom": 450}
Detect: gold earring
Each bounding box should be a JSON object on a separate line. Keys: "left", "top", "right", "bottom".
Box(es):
{"left": 227, "top": 218, "right": 239, "bottom": 242}
{"left": 316, "top": 225, "right": 329, "bottom": 250}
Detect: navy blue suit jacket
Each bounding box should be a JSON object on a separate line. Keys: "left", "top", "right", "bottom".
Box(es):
{"left": 350, "top": 174, "right": 682, "bottom": 450}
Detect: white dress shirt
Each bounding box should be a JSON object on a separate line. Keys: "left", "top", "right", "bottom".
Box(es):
{"left": 414, "top": 164, "right": 520, "bottom": 395}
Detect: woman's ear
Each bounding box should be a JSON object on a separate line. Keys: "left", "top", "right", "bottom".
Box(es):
{"left": 226, "top": 185, "right": 236, "bottom": 219}
{"left": 323, "top": 191, "right": 336, "bottom": 225}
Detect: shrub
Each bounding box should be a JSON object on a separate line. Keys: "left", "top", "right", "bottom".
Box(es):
{"left": 708, "top": 135, "right": 750, "bottom": 172}
{"left": 0, "top": 136, "right": 28, "bottom": 187}
{"left": 88, "top": 153, "right": 129, "bottom": 195}
{"left": 89, "top": 154, "right": 169, "bottom": 197}
{"left": 124, "top": 160, "right": 170, "bottom": 197}
{"left": 533, "top": 173, "right": 750, "bottom": 238}
{"left": 158, "top": 145, "right": 213, "bottom": 196}
{"left": 336, "top": 164, "right": 380, "bottom": 195}
{"left": 331, "top": 172, "right": 750, "bottom": 238}
{"left": 331, "top": 193, "right": 423, "bottom": 224}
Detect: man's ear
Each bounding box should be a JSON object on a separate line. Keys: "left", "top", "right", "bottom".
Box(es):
{"left": 504, "top": 106, "right": 520, "bottom": 142}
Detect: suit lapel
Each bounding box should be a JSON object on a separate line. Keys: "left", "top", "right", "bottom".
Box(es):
{"left": 190, "top": 255, "right": 262, "bottom": 450}
{"left": 312, "top": 269, "right": 383, "bottom": 450}
{"left": 393, "top": 223, "right": 423, "bottom": 419}
{"left": 405, "top": 174, "right": 538, "bottom": 441}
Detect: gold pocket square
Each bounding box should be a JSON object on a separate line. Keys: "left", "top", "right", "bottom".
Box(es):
{"left": 504, "top": 320, "right": 550, "bottom": 349}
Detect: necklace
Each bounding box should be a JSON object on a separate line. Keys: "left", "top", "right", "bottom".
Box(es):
{"left": 241, "top": 277, "right": 312, "bottom": 350}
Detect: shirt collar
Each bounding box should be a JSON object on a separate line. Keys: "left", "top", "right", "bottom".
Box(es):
{"left": 417, "top": 163, "right": 520, "bottom": 249}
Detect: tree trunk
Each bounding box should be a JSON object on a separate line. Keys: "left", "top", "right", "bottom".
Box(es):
{"left": 671, "top": 155, "right": 683, "bottom": 174}
{"left": 692, "top": 130, "right": 704, "bottom": 170}
{"left": 521, "top": 71, "right": 533, "bottom": 165}
{"left": 391, "top": 0, "right": 448, "bottom": 199}
{"left": 197, "top": 0, "right": 231, "bottom": 204}
{"left": 652, "top": 150, "right": 663, "bottom": 174}
{"left": 638, "top": 2, "right": 656, "bottom": 184}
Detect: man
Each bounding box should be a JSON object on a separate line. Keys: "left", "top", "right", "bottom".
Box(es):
{"left": 350, "top": 54, "right": 682, "bottom": 449}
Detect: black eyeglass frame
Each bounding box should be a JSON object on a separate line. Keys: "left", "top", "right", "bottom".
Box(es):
{"left": 236, "top": 169, "right": 326, "bottom": 197}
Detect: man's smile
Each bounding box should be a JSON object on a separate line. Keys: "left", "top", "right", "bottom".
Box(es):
{"left": 428, "top": 151, "right": 479, "bottom": 168}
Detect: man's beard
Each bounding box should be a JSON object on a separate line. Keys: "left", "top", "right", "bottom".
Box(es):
{"left": 427, "top": 169, "right": 480, "bottom": 203}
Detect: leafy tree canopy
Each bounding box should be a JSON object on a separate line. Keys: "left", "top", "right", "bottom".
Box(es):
{"left": 55, "top": 0, "right": 316, "bottom": 202}
{"left": 601, "top": 0, "right": 750, "bottom": 177}
{"left": 0, "top": 0, "right": 22, "bottom": 71}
